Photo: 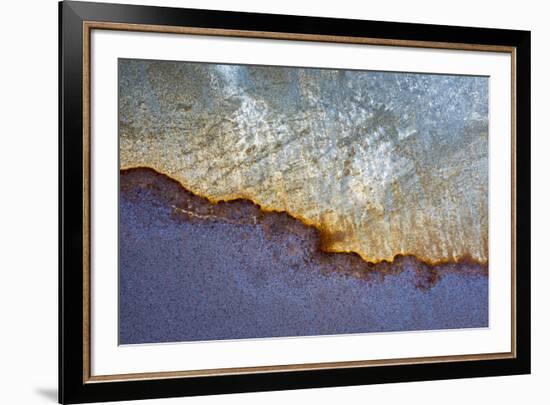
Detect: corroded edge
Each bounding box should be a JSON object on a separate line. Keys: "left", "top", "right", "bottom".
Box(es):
{"left": 121, "top": 165, "right": 489, "bottom": 270}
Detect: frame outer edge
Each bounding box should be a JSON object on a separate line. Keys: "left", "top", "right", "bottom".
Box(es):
{"left": 58, "top": 3, "right": 63, "bottom": 402}
{"left": 59, "top": 1, "right": 531, "bottom": 402}
{"left": 60, "top": 1, "right": 87, "bottom": 403}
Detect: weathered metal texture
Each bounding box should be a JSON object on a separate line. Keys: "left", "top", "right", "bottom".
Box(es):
{"left": 119, "top": 59, "right": 488, "bottom": 264}
{"left": 119, "top": 169, "right": 488, "bottom": 343}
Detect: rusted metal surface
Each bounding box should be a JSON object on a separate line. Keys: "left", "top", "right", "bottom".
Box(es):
{"left": 119, "top": 59, "right": 488, "bottom": 264}
{"left": 119, "top": 168, "right": 488, "bottom": 343}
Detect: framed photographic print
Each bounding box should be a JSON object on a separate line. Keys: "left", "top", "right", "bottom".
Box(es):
{"left": 59, "top": 1, "right": 531, "bottom": 403}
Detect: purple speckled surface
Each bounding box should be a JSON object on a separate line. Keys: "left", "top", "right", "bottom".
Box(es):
{"left": 119, "top": 170, "right": 488, "bottom": 344}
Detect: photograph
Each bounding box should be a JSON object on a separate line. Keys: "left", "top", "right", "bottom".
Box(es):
{"left": 58, "top": 1, "right": 531, "bottom": 401}
{"left": 118, "top": 59, "right": 490, "bottom": 344}
{"left": 2, "top": 0, "right": 544, "bottom": 404}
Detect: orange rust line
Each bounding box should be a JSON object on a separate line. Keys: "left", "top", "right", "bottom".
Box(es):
{"left": 120, "top": 166, "right": 488, "bottom": 269}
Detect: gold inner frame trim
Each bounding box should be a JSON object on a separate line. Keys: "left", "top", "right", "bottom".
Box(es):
{"left": 82, "top": 20, "right": 517, "bottom": 384}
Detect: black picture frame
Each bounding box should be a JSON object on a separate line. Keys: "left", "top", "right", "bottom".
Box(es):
{"left": 59, "top": 1, "right": 531, "bottom": 403}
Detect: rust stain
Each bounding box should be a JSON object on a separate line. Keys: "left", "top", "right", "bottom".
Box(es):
{"left": 119, "top": 60, "right": 489, "bottom": 265}
{"left": 121, "top": 167, "right": 488, "bottom": 282}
